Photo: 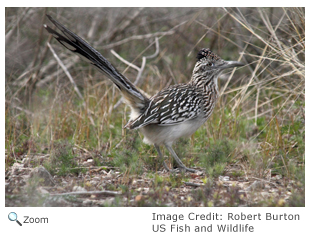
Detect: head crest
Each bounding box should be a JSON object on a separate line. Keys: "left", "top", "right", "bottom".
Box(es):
{"left": 196, "top": 48, "right": 220, "bottom": 62}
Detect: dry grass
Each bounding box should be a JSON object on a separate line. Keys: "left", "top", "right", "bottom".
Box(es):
{"left": 5, "top": 7, "right": 304, "bottom": 207}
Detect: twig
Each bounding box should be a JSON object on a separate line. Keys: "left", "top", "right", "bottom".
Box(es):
{"left": 51, "top": 190, "right": 121, "bottom": 196}
{"left": 5, "top": 8, "right": 32, "bottom": 44}
{"left": 66, "top": 166, "right": 118, "bottom": 171}
{"left": 102, "top": 31, "right": 173, "bottom": 49}
{"left": 47, "top": 43, "right": 83, "bottom": 99}
{"left": 250, "top": 177, "right": 278, "bottom": 187}
{"left": 183, "top": 182, "right": 203, "bottom": 187}
{"left": 37, "top": 57, "right": 80, "bottom": 87}
{"left": 105, "top": 8, "right": 144, "bottom": 43}
{"left": 254, "top": 87, "right": 260, "bottom": 126}
{"left": 110, "top": 50, "right": 140, "bottom": 71}
{"left": 134, "top": 37, "right": 160, "bottom": 85}
{"left": 110, "top": 37, "right": 160, "bottom": 111}
{"left": 5, "top": 101, "right": 33, "bottom": 116}
{"left": 47, "top": 42, "right": 95, "bottom": 126}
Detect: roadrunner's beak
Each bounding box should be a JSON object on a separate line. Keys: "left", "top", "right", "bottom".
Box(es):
{"left": 218, "top": 61, "right": 244, "bottom": 70}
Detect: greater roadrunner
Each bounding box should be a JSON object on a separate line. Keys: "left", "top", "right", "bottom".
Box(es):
{"left": 44, "top": 15, "right": 243, "bottom": 173}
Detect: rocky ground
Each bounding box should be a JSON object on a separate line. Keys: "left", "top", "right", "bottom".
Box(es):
{"left": 6, "top": 150, "right": 300, "bottom": 207}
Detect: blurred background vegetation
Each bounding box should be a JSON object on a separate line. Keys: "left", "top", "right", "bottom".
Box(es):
{"left": 5, "top": 7, "right": 304, "bottom": 206}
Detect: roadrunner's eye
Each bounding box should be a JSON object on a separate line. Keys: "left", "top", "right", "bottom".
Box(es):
{"left": 207, "top": 62, "right": 214, "bottom": 67}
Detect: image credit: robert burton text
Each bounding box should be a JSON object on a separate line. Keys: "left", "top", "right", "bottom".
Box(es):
{"left": 151, "top": 212, "right": 301, "bottom": 233}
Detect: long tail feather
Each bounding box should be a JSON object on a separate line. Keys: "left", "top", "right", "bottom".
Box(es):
{"left": 44, "top": 14, "right": 148, "bottom": 111}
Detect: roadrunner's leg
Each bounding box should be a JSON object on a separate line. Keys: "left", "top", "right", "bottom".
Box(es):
{"left": 165, "top": 144, "right": 197, "bottom": 173}
{"left": 154, "top": 145, "right": 171, "bottom": 172}
{"left": 155, "top": 144, "right": 197, "bottom": 173}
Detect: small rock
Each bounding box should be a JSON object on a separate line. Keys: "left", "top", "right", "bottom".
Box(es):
{"left": 101, "top": 198, "right": 114, "bottom": 206}
{"left": 29, "top": 166, "right": 56, "bottom": 186}
{"left": 37, "top": 187, "right": 49, "bottom": 194}
{"left": 72, "top": 186, "right": 87, "bottom": 192}
{"left": 245, "top": 181, "right": 265, "bottom": 191}
{"left": 89, "top": 180, "right": 98, "bottom": 186}
{"left": 135, "top": 195, "right": 143, "bottom": 202}
{"left": 83, "top": 199, "right": 93, "bottom": 205}
{"left": 82, "top": 159, "right": 94, "bottom": 167}
{"left": 219, "top": 176, "right": 230, "bottom": 182}
{"left": 143, "top": 188, "right": 150, "bottom": 194}
{"left": 92, "top": 176, "right": 101, "bottom": 181}
{"left": 11, "top": 163, "right": 24, "bottom": 175}
{"left": 196, "top": 171, "right": 204, "bottom": 176}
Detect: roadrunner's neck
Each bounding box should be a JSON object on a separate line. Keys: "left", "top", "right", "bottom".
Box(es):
{"left": 190, "top": 60, "right": 220, "bottom": 98}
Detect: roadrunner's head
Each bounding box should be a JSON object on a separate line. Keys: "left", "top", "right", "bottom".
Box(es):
{"left": 194, "top": 48, "right": 243, "bottom": 79}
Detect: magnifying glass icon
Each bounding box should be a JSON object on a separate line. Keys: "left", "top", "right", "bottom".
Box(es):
{"left": 8, "top": 212, "right": 22, "bottom": 226}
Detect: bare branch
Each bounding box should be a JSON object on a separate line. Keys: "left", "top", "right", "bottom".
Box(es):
{"left": 51, "top": 190, "right": 121, "bottom": 196}
{"left": 110, "top": 37, "right": 160, "bottom": 112}
{"left": 47, "top": 42, "right": 95, "bottom": 126}
{"left": 110, "top": 50, "right": 140, "bottom": 71}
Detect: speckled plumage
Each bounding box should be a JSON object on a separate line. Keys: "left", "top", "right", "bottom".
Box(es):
{"left": 45, "top": 15, "right": 243, "bottom": 173}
